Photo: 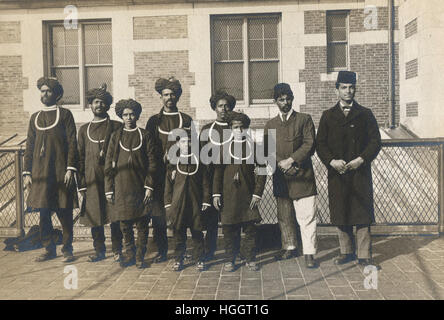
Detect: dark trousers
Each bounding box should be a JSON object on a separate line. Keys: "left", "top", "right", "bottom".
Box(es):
{"left": 91, "top": 222, "right": 123, "bottom": 254}
{"left": 223, "top": 222, "right": 257, "bottom": 263}
{"left": 152, "top": 214, "right": 168, "bottom": 256}
{"left": 203, "top": 207, "right": 219, "bottom": 256}
{"left": 173, "top": 227, "right": 204, "bottom": 262}
{"left": 337, "top": 225, "right": 371, "bottom": 259}
{"left": 120, "top": 215, "right": 150, "bottom": 260}
{"left": 39, "top": 208, "right": 73, "bottom": 254}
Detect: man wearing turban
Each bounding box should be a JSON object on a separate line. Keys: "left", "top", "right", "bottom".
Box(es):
{"left": 77, "top": 84, "right": 123, "bottom": 263}
{"left": 23, "top": 77, "right": 79, "bottom": 263}
{"left": 105, "top": 99, "right": 158, "bottom": 268}
{"left": 145, "top": 77, "right": 194, "bottom": 263}
{"left": 316, "top": 71, "right": 381, "bottom": 267}
{"left": 198, "top": 91, "right": 236, "bottom": 262}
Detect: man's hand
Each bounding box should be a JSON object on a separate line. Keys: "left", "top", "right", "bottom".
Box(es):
{"left": 249, "top": 196, "right": 261, "bottom": 210}
{"left": 106, "top": 193, "right": 114, "bottom": 204}
{"left": 64, "top": 170, "right": 74, "bottom": 189}
{"left": 330, "top": 159, "right": 347, "bottom": 175}
{"left": 24, "top": 175, "right": 32, "bottom": 189}
{"left": 278, "top": 158, "right": 294, "bottom": 172}
{"left": 143, "top": 188, "right": 153, "bottom": 206}
{"left": 201, "top": 204, "right": 210, "bottom": 211}
{"left": 213, "top": 196, "right": 222, "bottom": 211}
{"left": 345, "top": 157, "right": 364, "bottom": 171}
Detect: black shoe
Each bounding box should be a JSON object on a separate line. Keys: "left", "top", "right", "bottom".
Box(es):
{"left": 275, "top": 249, "right": 298, "bottom": 261}
{"left": 136, "top": 260, "right": 147, "bottom": 269}
{"left": 35, "top": 251, "right": 56, "bottom": 262}
{"left": 358, "top": 258, "right": 380, "bottom": 269}
{"left": 62, "top": 251, "right": 75, "bottom": 263}
{"left": 305, "top": 254, "right": 317, "bottom": 269}
{"left": 334, "top": 254, "right": 356, "bottom": 265}
{"left": 172, "top": 260, "right": 183, "bottom": 271}
{"left": 153, "top": 253, "right": 168, "bottom": 263}
{"left": 196, "top": 261, "right": 206, "bottom": 271}
{"left": 120, "top": 254, "right": 136, "bottom": 268}
{"left": 88, "top": 252, "right": 106, "bottom": 263}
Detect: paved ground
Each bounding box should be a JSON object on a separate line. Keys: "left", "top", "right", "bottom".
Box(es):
{"left": 1, "top": 235, "right": 444, "bottom": 300}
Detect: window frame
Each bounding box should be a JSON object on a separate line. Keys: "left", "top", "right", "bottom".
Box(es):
{"left": 326, "top": 10, "right": 350, "bottom": 73}
{"left": 44, "top": 19, "right": 112, "bottom": 110}
{"left": 210, "top": 13, "right": 282, "bottom": 108}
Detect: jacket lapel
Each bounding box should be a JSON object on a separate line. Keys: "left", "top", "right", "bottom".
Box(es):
{"left": 344, "top": 102, "right": 364, "bottom": 123}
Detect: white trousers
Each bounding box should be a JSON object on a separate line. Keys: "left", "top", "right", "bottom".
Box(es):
{"left": 276, "top": 195, "right": 317, "bottom": 255}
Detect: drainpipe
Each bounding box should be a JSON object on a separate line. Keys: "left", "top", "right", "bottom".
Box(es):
{"left": 388, "top": 0, "right": 396, "bottom": 128}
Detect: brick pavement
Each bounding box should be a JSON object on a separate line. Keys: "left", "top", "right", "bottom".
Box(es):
{"left": 1, "top": 235, "right": 444, "bottom": 300}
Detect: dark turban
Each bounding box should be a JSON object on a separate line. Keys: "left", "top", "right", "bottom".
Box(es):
{"left": 209, "top": 90, "right": 236, "bottom": 111}
{"left": 86, "top": 83, "right": 113, "bottom": 109}
{"left": 227, "top": 111, "right": 251, "bottom": 129}
{"left": 273, "top": 83, "right": 294, "bottom": 100}
{"left": 337, "top": 71, "right": 357, "bottom": 85}
{"left": 115, "top": 99, "right": 142, "bottom": 119}
{"left": 37, "top": 77, "right": 64, "bottom": 101}
{"left": 155, "top": 77, "right": 182, "bottom": 98}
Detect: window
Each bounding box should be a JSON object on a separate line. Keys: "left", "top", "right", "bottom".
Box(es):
{"left": 211, "top": 15, "right": 280, "bottom": 106}
{"left": 327, "top": 11, "right": 349, "bottom": 72}
{"left": 46, "top": 21, "right": 113, "bottom": 108}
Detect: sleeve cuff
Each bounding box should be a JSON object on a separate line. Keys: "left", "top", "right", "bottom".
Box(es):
{"left": 212, "top": 194, "right": 221, "bottom": 198}
{"left": 23, "top": 171, "right": 31, "bottom": 176}
{"left": 253, "top": 194, "right": 262, "bottom": 200}
{"left": 164, "top": 204, "right": 171, "bottom": 208}
{"left": 78, "top": 188, "right": 87, "bottom": 192}
{"left": 67, "top": 167, "right": 77, "bottom": 172}
{"left": 144, "top": 186, "right": 154, "bottom": 191}
{"left": 105, "top": 192, "right": 114, "bottom": 195}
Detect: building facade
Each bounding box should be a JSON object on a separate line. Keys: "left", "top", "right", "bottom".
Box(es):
{"left": 0, "top": 0, "right": 442, "bottom": 138}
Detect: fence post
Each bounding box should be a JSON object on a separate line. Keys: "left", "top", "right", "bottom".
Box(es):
{"left": 439, "top": 143, "right": 444, "bottom": 235}
{"left": 14, "top": 150, "right": 24, "bottom": 237}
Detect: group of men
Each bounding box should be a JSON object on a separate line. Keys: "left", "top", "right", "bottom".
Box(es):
{"left": 23, "top": 70, "right": 381, "bottom": 272}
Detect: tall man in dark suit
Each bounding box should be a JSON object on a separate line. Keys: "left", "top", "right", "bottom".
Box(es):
{"left": 316, "top": 71, "right": 381, "bottom": 267}
{"left": 265, "top": 83, "right": 318, "bottom": 268}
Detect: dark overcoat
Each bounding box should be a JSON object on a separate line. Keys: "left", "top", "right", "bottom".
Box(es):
{"left": 23, "top": 106, "right": 79, "bottom": 210}
{"left": 145, "top": 108, "right": 193, "bottom": 215}
{"left": 316, "top": 102, "right": 381, "bottom": 226}
{"left": 77, "top": 118, "right": 122, "bottom": 227}
{"left": 164, "top": 156, "right": 210, "bottom": 231}
{"left": 264, "top": 111, "right": 317, "bottom": 200}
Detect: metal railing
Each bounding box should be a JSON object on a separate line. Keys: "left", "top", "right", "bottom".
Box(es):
{"left": 1, "top": 138, "right": 443, "bottom": 237}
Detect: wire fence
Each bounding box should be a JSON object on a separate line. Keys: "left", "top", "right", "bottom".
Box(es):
{"left": 0, "top": 139, "right": 443, "bottom": 235}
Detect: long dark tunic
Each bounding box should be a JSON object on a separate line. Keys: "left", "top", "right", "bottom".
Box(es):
{"left": 77, "top": 118, "right": 121, "bottom": 227}
{"left": 24, "top": 106, "right": 79, "bottom": 210}
{"left": 316, "top": 102, "right": 381, "bottom": 226}
{"left": 264, "top": 111, "right": 317, "bottom": 200}
{"left": 145, "top": 108, "right": 193, "bottom": 215}
{"left": 164, "top": 155, "right": 210, "bottom": 231}
{"left": 104, "top": 127, "right": 157, "bottom": 222}
{"left": 213, "top": 138, "right": 267, "bottom": 225}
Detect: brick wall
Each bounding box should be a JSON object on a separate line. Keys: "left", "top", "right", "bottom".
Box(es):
{"left": 128, "top": 50, "right": 195, "bottom": 126}
{"left": 0, "top": 56, "right": 29, "bottom": 137}
{"left": 305, "top": 7, "right": 398, "bottom": 34}
{"left": 0, "top": 21, "right": 20, "bottom": 43}
{"left": 405, "top": 18, "right": 417, "bottom": 39}
{"left": 304, "top": 11, "right": 326, "bottom": 34}
{"left": 299, "top": 44, "right": 400, "bottom": 127}
{"left": 406, "top": 102, "right": 418, "bottom": 117}
{"left": 133, "top": 15, "right": 188, "bottom": 40}
{"left": 405, "top": 58, "right": 418, "bottom": 79}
